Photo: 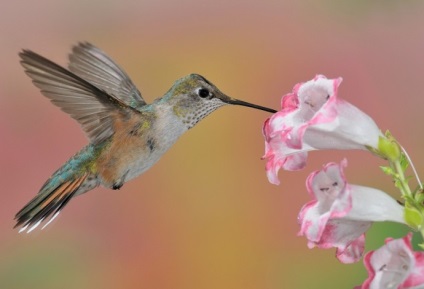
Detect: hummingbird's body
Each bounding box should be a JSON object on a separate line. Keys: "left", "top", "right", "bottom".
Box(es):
{"left": 15, "top": 43, "right": 276, "bottom": 233}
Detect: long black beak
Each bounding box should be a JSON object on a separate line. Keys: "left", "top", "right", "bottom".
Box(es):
{"left": 227, "top": 99, "right": 277, "bottom": 113}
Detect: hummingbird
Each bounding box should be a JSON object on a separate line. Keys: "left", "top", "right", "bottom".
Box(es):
{"left": 14, "top": 42, "right": 276, "bottom": 233}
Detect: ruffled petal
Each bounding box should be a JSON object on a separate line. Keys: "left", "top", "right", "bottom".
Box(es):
{"left": 263, "top": 75, "right": 383, "bottom": 184}
{"left": 298, "top": 160, "right": 405, "bottom": 264}
{"left": 361, "top": 234, "right": 424, "bottom": 289}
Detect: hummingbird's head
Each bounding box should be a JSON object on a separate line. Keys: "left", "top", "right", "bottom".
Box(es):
{"left": 166, "top": 74, "right": 276, "bottom": 129}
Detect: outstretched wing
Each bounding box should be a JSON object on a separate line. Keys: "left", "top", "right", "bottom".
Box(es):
{"left": 68, "top": 42, "right": 146, "bottom": 111}
{"left": 20, "top": 49, "right": 137, "bottom": 144}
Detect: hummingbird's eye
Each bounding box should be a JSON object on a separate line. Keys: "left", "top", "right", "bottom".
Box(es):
{"left": 197, "top": 88, "right": 211, "bottom": 98}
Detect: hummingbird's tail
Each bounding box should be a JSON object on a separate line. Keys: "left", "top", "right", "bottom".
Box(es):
{"left": 14, "top": 149, "right": 99, "bottom": 233}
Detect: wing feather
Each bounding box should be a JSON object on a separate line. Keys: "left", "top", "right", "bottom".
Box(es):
{"left": 68, "top": 42, "right": 146, "bottom": 110}
{"left": 20, "top": 49, "right": 135, "bottom": 144}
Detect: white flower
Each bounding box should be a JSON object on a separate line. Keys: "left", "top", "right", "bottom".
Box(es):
{"left": 298, "top": 160, "right": 405, "bottom": 263}
{"left": 263, "top": 75, "right": 383, "bottom": 185}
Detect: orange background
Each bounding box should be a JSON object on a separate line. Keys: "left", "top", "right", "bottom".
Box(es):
{"left": 0, "top": 1, "right": 422, "bottom": 288}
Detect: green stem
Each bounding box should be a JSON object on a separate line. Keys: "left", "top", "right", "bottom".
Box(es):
{"left": 394, "top": 159, "right": 413, "bottom": 199}
{"left": 378, "top": 132, "right": 424, "bottom": 241}
{"left": 392, "top": 154, "right": 424, "bottom": 241}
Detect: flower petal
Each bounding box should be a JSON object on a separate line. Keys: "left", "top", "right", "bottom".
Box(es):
{"left": 298, "top": 160, "right": 405, "bottom": 264}
{"left": 262, "top": 75, "right": 383, "bottom": 184}
{"left": 361, "top": 234, "right": 424, "bottom": 289}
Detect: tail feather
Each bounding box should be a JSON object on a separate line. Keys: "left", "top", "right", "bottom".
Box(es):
{"left": 15, "top": 173, "right": 93, "bottom": 233}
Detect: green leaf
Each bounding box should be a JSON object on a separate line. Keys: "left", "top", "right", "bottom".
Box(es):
{"left": 380, "top": 166, "right": 394, "bottom": 176}
{"left": 394, "top": 179, "right": 403, "bottom": 190}
{"left": 384, "top": 130, "right": 393, "bottom": 138}
{"left": 378, "top": 136, "right": 401, "bottom": 162}
{"left": 404, "top": 206, "right": 423, "bottom": 230}
{"left": 405, "top": 176, "right": 412, "bottom": 186}
{"left": 415, "top": 191, "right": 424, "bottom": 204}
{"left": 400, "top": 153, "right": 410, "bottom": 172}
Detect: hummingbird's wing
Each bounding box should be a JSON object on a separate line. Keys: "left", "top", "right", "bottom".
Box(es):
{"left": 20, "top": 50, "right": 139, "bottom": 144}
{"left": 68, "top": 42, "right": 146, "bottom": 111}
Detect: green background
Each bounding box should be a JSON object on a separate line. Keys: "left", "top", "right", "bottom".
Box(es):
{"left": 0, "top": 1, "right": 422, "bottom": 288}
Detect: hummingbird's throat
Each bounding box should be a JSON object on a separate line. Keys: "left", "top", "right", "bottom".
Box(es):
{"left": 178, "top": 100, "right": 226, "bottom": 129}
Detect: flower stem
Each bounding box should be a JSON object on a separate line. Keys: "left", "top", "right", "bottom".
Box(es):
{"left": 390, "top": 145, "right": 424, "bottom": 241}
{"left": 393, "top": 159, "right": 413, "bottom": 199}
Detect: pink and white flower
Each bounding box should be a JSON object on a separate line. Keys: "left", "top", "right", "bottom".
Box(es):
{"left": 263, "top": 75, "right": 383, "bottom": 185}
{"left": 298, "top": 160, "right": 405, "bottom": 263}
{"left": 359, "top": 233, "right": 424, "bottom": 289}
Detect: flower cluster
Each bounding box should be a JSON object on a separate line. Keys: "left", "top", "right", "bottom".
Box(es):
{"left": 262, "top": 76, "right": 424, "bottom": 288}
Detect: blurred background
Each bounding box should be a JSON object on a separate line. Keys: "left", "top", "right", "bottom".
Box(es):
{"left": 1, "top": 1, "right": 423, "bottom": 288}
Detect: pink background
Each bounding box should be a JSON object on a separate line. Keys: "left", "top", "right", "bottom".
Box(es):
{"left": 0, "top": 1, "right": 422, "bottom": 288}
